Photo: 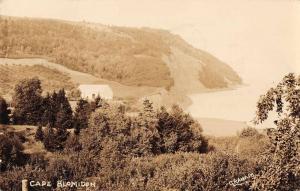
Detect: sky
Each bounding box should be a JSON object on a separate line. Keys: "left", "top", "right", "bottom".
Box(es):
{"left": 0, "top": 0, "right": 299, "bottom": 84}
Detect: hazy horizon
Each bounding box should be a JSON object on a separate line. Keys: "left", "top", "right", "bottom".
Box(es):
{"left": 1, "top": 0, "right": 299, "bottom": 85}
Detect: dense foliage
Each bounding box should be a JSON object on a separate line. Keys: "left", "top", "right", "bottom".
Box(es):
{"left": 0, "top": 131, "right": 26, "bottom": 172}
{"left": 83, "top": 100, "right": 208, "bottom": 158}
{"left": 12, "top": 78, "right": 73, "bottom": 128}
{"left": 3, "top": 74, "right": 299, "bottom": 190}
{"left": 43, "top": 126, "right": 69, "bottom": 152}
{"left": 251, "top": 73, "right": 300, "bottom": 190}
{"left": 12, "top": 77, "right": 44, "bottom": 125}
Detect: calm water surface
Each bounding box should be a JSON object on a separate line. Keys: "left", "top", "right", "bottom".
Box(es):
{"left": 187, "top": 82, "right": 279, "bottom": 127}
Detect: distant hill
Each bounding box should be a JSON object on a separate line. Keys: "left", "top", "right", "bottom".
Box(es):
{"left": 0, "top": 16, "right": 242, "bottom": 92}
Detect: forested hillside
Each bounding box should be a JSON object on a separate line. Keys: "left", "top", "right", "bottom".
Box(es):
{"left": 0, "top": 16, "right": 241, "bottom": 90}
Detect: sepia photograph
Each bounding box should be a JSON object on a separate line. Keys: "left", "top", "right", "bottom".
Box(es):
{"left": 0, "top": 0, "right": 299, "bottom": 190}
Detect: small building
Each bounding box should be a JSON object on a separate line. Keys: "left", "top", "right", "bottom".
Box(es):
{"left": 78, "top": 84, "right": 113, "bottom": 100}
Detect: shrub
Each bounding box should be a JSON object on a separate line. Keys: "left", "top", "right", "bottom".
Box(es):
{"left": 46, "top": 159, "right": 75, "bottom": 188}
{"left": 27, "top": 153, "right": 48, "bottom": 170}
{"left": 0, "top": 132, "right": 26, "bottom": 171}
{"left": 64, "top": 134, "right": 82, "bottom": 152}
{"left": 0, "top": 165, "right": 49, "bottom": 191}
{"left": 90, "top": 151, "right": 256, "bottom": 191}
{"left": 238, "top": 127, "right": 260, "bottom": 138}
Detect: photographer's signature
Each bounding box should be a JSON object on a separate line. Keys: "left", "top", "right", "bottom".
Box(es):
{"left": 229, "top": 173, "right": 254, "bottom": 187}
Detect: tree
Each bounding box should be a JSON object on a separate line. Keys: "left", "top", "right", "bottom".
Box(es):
{"left": 55, "top": 89, "right": 73, "bottom": 129}
{"left": 73, "top": 98, "right": 91, "bottom": 134}
{"left": 12, "top": 78, "right": 43, "bottom": 125}
{"left": 35, "top": 125, "right": 44, "bottom": 141}
{"left": 43, "top": 125, "right": 69, "bottom": 151}
{"left": 251, "top": 73, "right": 300, "bottom": 190}
{"left": 132, "top": 99, "right": 160, "bottom": 156}
{"left": 43, "top": 126, "right": 56, "bottom": 151}
{"left": 41, "top": 93, "right": 54, "bottom": 126}
{"left": 157, "top": 105, "right": 208, "bottom": 153}
{"left": 47, "top": 91, "right": 59, "bottom": 128}
{"left": 0, "top": 96, "right": 9, "bottom": 124}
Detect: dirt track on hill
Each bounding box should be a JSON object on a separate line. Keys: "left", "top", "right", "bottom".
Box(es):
{"left": 163, "top": 47, "right": 205, "bottom": 94}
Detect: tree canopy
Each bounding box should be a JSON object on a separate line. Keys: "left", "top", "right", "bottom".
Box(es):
{"left": 252, "top": 73, "right": 300, "bottom": 190}
{"left": 12, "top": 77, "right": 43, "bottom": 125}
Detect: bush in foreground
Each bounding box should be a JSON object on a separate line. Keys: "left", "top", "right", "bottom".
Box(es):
{"left": 0, "top": 132, "right": 26, "bottom": 172}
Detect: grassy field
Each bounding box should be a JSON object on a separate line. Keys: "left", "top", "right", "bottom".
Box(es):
{"left": 0, "top": 64, "right": 76, "bottom": 100}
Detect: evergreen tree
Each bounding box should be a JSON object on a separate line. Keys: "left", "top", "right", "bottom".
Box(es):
{"left": 47, "top": 91, "right": 59, "bottom": 127}
{"left": 74, "top": 98, "right": 91, "bottom": 133}
{"left": 140, "top": 99, "right": 157, "bottom": 128}
{"left": 12, "top": 78, "right": 43, "bottom": 125}
{"left": 55, "top": 128, "right": 69, "bottom": 148}
{"left": 43, "top": 125, "right": 69, "bottom": 151}
{"left": 43, "top": 126, "right": 56, "bottom": 151}
{"left": 41, "top": 93, "right": 54, "bottom": 126}
{"left": 131, "top": 99, "right": 160, "bottom": 156}
{"left": 0, "top": 96, "right": 9, "bottom": 124}
{"left": 55, "top": 89, "right": 73, "bottom": 129}
{"left": 35, "top": 125, "right": 44, "bottom": 141}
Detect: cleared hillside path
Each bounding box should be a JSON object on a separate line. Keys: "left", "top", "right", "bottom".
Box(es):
{"left": 0, "top": 58, "right": 162, "bottom": 99}
{"left": 0, "top": 58, "right": 101, "bottom": 84}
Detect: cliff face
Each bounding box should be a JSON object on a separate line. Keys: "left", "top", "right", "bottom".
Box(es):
{"left": 159, "top": 29, "right": 242, "bottom": 93}
{"left": 0, "top": 16, "right": 242, "bottom": 93}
